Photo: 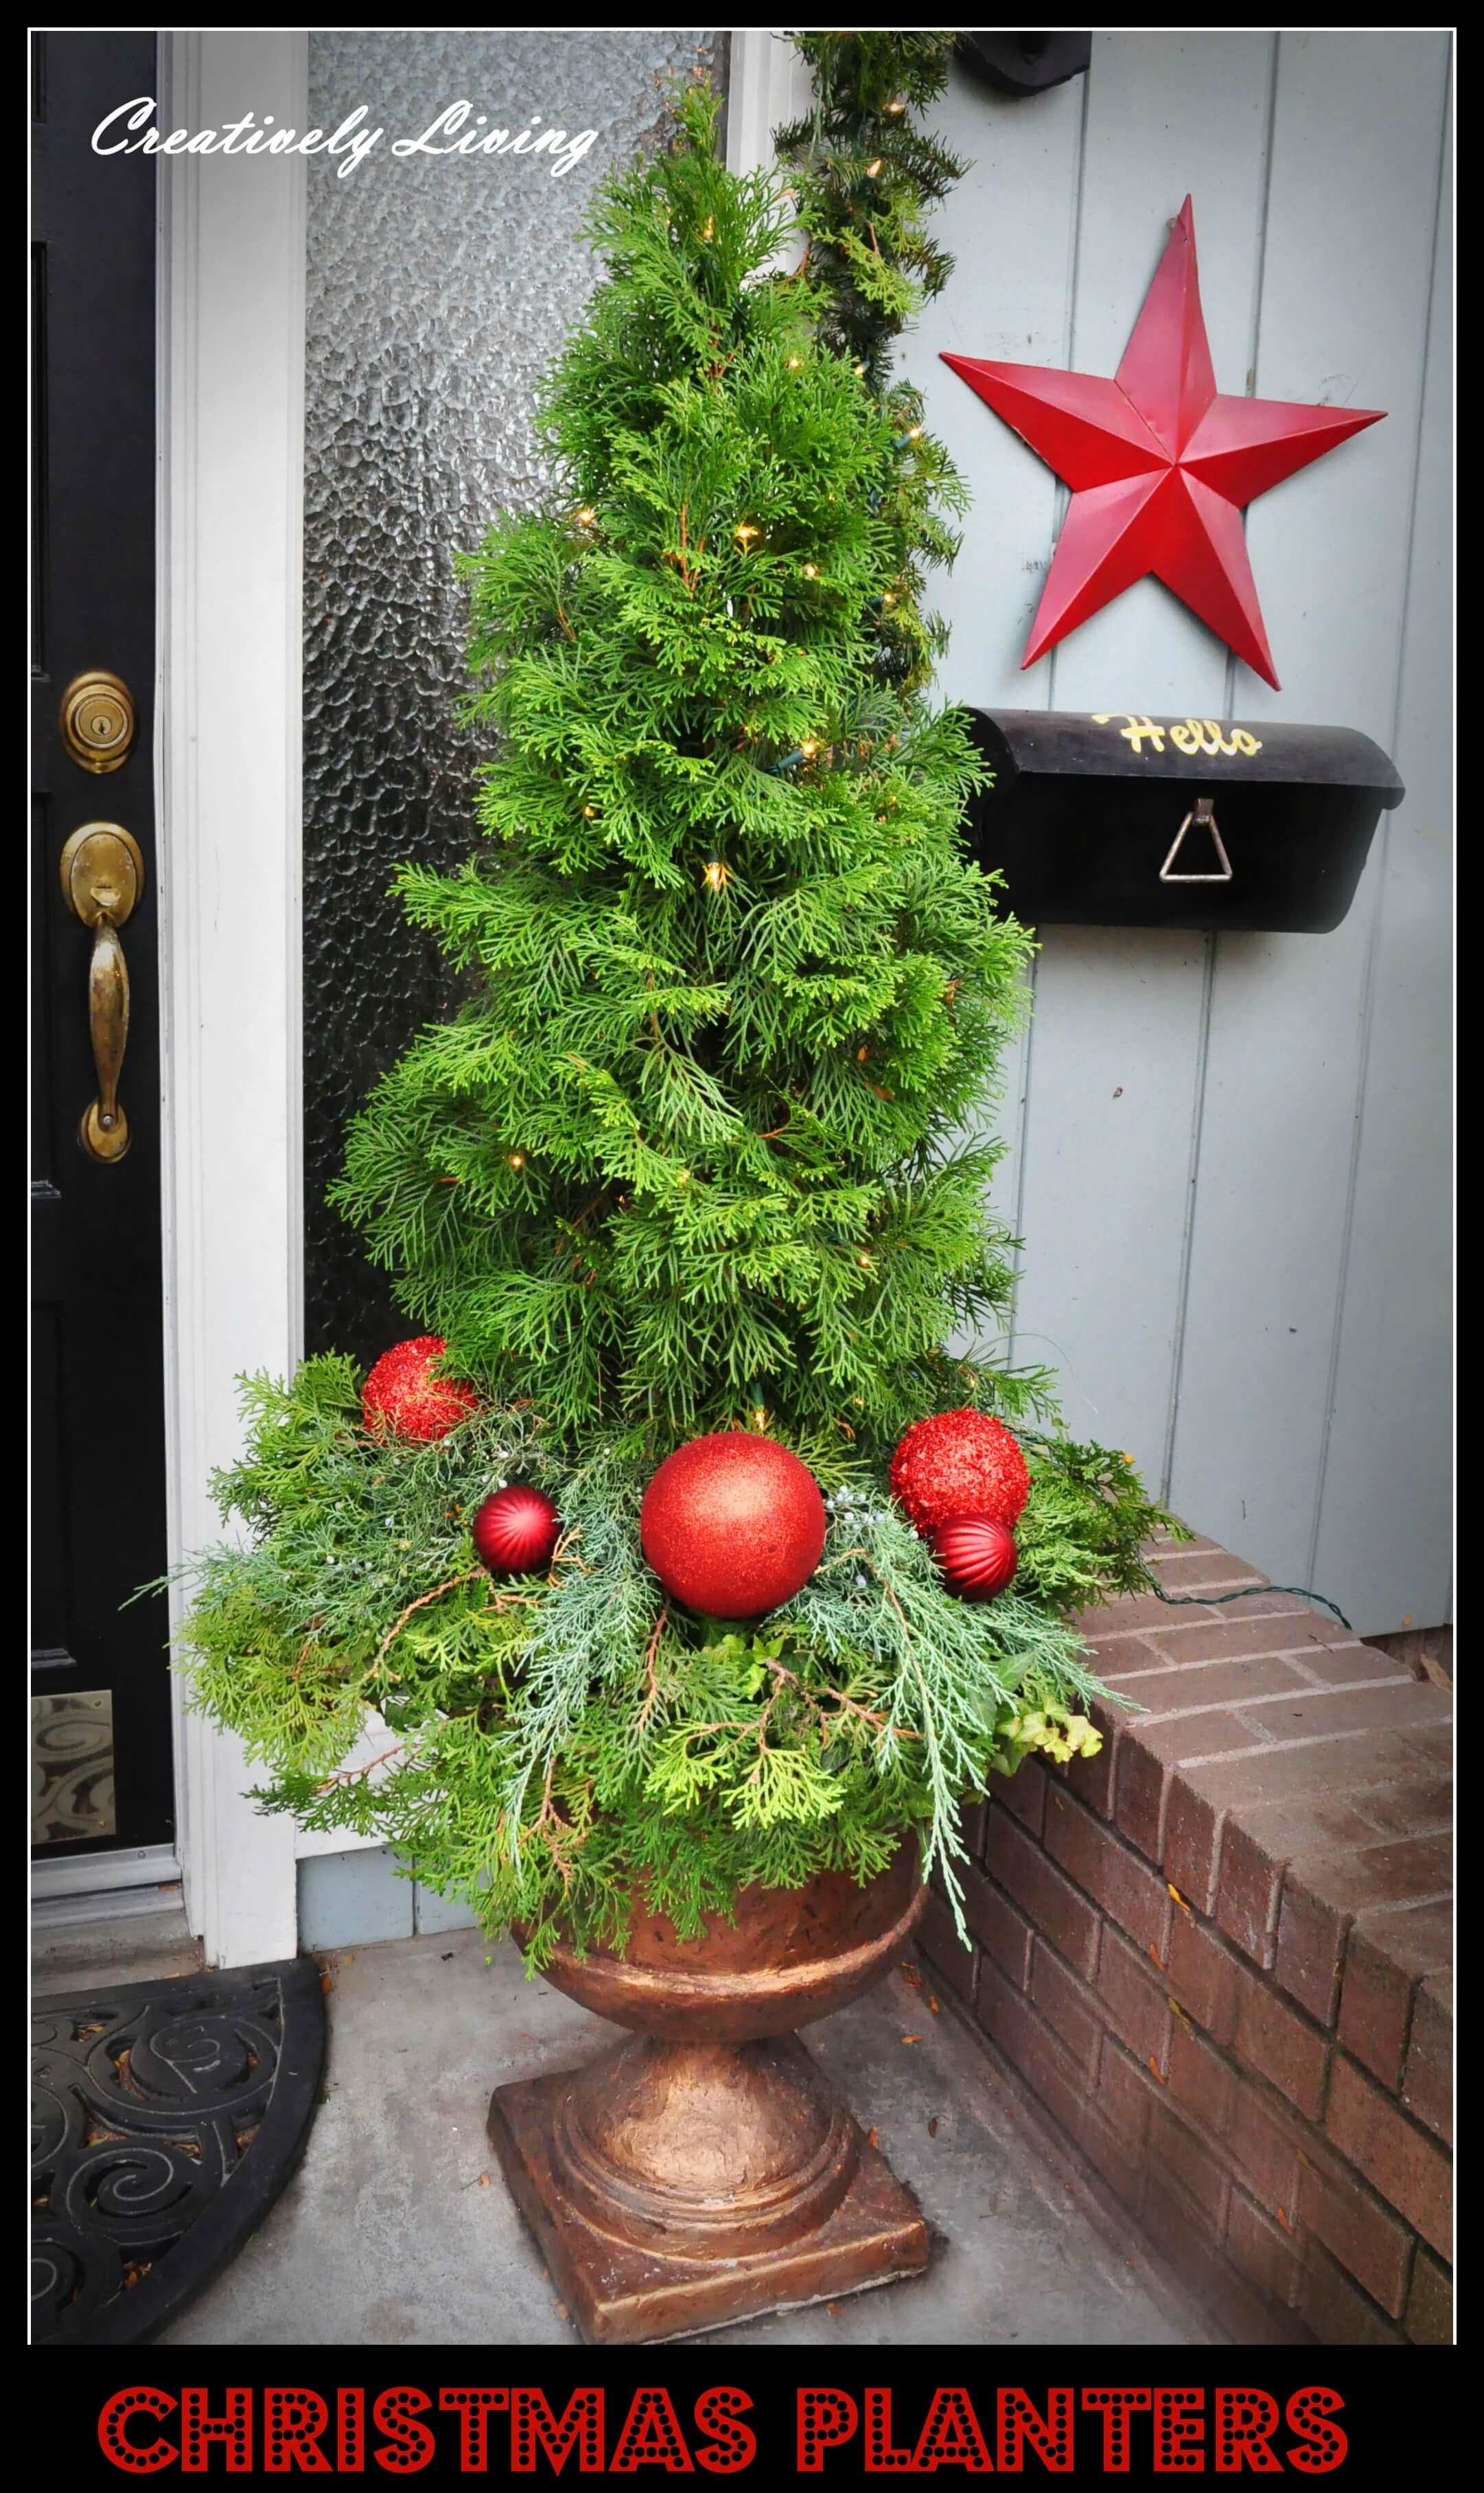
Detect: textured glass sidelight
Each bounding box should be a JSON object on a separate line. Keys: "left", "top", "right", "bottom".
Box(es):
{"left": 302, "top": 30, "right": 725, "bottom": 1362}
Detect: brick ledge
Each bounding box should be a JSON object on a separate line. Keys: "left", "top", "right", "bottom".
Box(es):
{"left": 918, "top": 1532, "right": 1453, "bottom": 2347}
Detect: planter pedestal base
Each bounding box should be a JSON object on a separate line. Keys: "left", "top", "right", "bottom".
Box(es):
{"left": 488, "top": 2030, "right": 929, "bottom": 2345}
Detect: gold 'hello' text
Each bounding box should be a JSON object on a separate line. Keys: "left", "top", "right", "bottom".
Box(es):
{"left": 1091, "top": 713, "right": 1263, "bottom": 758}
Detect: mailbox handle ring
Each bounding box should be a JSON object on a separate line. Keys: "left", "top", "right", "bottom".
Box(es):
{"left": 1160, "top": 796, "right": 1233, "bottom": 884}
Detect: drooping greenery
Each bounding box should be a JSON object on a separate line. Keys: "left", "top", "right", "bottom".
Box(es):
{"left": 167, "top": 78, "right": 1182, "bottom": 1958}
{"left": 168, "top": 1359, "right": 1167, "bottom": 1958}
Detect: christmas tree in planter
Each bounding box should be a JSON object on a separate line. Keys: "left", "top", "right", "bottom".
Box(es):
{"left": 172, "top": 71, "right": 1174, "bottom": 2340}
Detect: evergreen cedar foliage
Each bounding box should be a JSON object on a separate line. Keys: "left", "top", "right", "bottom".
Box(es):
{"left": 334, "top": 83, "right": 1006, "bottom": 1460}
{"left": 171, "top": 74, "right": 1179, "bottom": 1959}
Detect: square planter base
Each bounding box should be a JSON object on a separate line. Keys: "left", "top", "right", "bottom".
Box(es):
{"left": 488, "top": 2043, "right": 931, "bottom": 2345}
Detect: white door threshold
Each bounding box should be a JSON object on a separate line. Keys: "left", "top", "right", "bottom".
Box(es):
{"left": 32, "top": 1842, "right": 182, "bottom": 1910}
{"left": 32, "top": 1879, "right": 184, "bottom": 1932}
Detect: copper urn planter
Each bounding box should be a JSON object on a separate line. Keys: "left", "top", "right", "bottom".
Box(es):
{"left": 488, "top": 1846, "right": 931, "bottom": 2343}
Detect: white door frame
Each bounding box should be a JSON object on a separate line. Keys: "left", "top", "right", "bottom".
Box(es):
{"left": 156, "top": 29, "right": 308, "bottom": 1967}
{"left": 725, "top": 27, "right": 808, "bottom": 175}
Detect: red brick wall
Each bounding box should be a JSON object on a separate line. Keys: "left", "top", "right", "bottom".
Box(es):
{"left": 918, "top": 1534, "right": 1453, "bottom": 2345}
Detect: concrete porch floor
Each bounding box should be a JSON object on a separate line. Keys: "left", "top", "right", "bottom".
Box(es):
{"left": 162, "top": 1925, "right": 1218, "bottom": 2347}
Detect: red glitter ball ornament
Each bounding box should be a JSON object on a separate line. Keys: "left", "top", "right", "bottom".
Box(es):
{"left": 890, "top": 1408, "right": 1030, "bottom": 1536}
{"left": 362, "top": 1336, "right": 479, "bottom": 1443}
{"left": 931, "top": 1514, "right": 1019, "bottom": 1601}
{"left": 640, "top": 1431, "right": 827, "bottom": 1619}
{"left": 472, "top": 1484, "right": 561, "bottom": 1577}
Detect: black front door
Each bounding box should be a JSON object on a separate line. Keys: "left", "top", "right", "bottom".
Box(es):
{"left": 32, "top": 32, "right": 172, "bottom": 1859}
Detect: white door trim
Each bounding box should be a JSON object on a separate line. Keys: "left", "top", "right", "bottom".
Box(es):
{"left": 725, "top": 28, "right": 810, "bottom": 175}
{"left": 156, "top": 30, "right": 308, "bottom": 1969}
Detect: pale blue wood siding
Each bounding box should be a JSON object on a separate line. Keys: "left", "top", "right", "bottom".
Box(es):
{"left": 903, "top": 31, "right": 1452, "bottom": 1634}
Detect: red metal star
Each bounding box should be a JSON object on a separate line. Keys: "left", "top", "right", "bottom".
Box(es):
{"left": 942, "top": 198, "right": 1384, "bottom": 689}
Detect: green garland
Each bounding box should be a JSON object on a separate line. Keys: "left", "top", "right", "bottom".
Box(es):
{"left": 776, "top": 33, "right": 964, "bottom": 389}
{"left": 776, "top": 32, "right": 966, "bottom": 695}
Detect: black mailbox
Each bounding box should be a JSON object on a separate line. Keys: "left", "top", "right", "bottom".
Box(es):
{"left": 963, "top": 708, "right": 1405, "bottom": 934}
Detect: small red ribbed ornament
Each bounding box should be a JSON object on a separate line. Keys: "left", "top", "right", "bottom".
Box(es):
{"left": 472, "top": 1485, "right": 561, "bottom": 1577}
{"left": 362, "top": 1336, "right": 479, "bottom": 1442}
{"left": 640, "top": 1431, "right": 826, "bottom": 1619}
{"left": 890, "top": 1408, "right": 1030, "bottom": 1535}
{"left": 931, "top": 1514, "right": 1019, "bottom": 1601}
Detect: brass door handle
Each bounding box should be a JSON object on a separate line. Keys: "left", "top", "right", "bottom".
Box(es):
{"left": 58, "top": 823, "right": 144, "bottom": 1164}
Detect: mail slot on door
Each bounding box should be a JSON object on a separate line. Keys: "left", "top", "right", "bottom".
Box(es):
{"left": 962, "top": 709, "right": 1405, "bottom": 933}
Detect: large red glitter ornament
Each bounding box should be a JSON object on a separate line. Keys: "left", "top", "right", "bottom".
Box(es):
{"left": 640, "top": 1432, "right": 827, "bottom": 1619}
{"left": 942, "top": 197, "right": 1384, "bottom": 690}
{"left": 890, "top": 1409, "right": 1030, "bottom": 1537}
{"left": 362, "top": 1336, "right": 479, "bottom": 1443}
{"left": 473, "top": 1484, "right": 561, "bottom": 1577}
{"left": 931, "top": 1514, "right": 1019, "bottom": 1602}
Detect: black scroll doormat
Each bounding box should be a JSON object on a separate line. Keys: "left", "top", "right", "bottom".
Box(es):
{"left": 32, "top": 1953, "right": 326, "bottom": 2345}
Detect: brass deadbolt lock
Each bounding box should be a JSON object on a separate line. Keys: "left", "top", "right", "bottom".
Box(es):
{"left": 58, "top": 670, "right": 137, "bottom": 774}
